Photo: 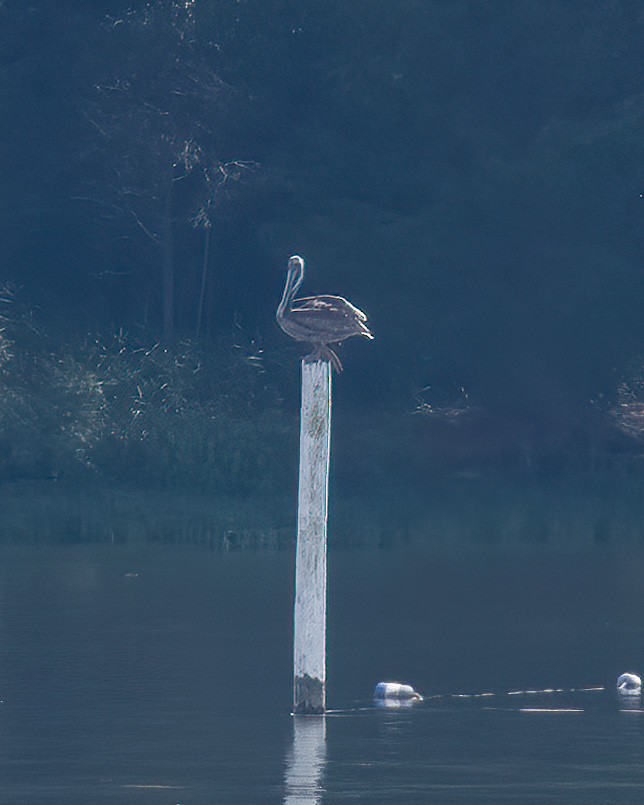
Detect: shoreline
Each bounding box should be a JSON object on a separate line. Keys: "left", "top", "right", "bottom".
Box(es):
{"left": 1, "top": 472, "right": 644, "bottom": 548}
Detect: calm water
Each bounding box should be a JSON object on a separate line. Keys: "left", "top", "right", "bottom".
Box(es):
{"left": 1, "top": 541, "right": 644, "bottom": 803}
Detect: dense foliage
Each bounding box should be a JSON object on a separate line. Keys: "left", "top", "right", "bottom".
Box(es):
{"left": 0, "top": 291, "right": 295, "bottom": 490}
{"left": 0, "top": 0, "right": 642, "bottom": 484}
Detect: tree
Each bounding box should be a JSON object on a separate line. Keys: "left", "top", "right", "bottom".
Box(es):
{"left": 81, "top": 0, "right": 255, "bottom": 340}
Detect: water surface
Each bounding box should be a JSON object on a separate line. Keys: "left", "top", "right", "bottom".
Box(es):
{"left": 1, "top": 541, "right": 644, "bottom": 803}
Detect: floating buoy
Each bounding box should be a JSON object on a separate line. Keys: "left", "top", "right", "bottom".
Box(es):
{"left": 617, "top": 673, "right": 641, "bottom": 695}
{"left": 374, "top": 682, "right": 422, "bottom": 702}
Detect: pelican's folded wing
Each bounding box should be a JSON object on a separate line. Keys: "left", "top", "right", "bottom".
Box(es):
{"left": 293, "top": 295, "right": 369, "bottom": 321}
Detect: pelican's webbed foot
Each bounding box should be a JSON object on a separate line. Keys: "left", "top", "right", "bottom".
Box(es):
{"left": 304, "top": 345, "right": 343, "bottom": 373}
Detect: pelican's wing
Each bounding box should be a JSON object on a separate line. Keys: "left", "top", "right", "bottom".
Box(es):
{"left": 293, "top": 295, "right": 369, "bottom": 321}
{"left": 292, "top": 297, "right": 335, "bottom": 312}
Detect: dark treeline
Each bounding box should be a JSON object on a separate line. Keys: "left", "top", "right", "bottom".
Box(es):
{"left": 0, "top": 0, "right": 643, "bottom": 493}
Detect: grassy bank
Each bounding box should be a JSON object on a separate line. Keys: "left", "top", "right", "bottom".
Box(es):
{"left": 0, "top": 308, "right": 643, "bottom": 549}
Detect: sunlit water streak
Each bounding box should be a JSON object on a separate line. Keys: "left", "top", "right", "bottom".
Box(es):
{"left": 284, "top": 717, "right": 327, "bottom": 804}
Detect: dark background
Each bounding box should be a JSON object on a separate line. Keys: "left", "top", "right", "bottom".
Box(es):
{"left": 0, "top": 0, "right": 643, "bottom": 513}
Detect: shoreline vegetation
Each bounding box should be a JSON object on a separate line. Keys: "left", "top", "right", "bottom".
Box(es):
{"left": 1, "top": 306, "right": 644, "bottom": 548}
{"left": 2, "top": 471, "right": 644, "bottom": 549}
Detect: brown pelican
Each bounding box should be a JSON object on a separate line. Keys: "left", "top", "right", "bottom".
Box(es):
{"left": 276, "top": 255, "right": 373, "bottom": 370}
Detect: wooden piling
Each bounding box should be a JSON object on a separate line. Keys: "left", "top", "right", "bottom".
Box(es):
{"left": 293, "top": 358, "right": 332, "bottom": 714}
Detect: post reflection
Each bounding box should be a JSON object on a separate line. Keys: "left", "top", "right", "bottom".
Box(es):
{"left": 284, "top": 716, "right": 327, "bottom": 804}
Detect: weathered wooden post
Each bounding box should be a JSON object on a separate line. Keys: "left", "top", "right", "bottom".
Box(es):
{"left": 293, "top": 358, "right": 331, "bottom": 714}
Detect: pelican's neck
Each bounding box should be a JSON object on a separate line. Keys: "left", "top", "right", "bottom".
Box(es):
{"left": 277, "top": 264, "right": 303, "bottom": 320}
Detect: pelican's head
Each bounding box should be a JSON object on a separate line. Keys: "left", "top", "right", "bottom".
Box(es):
{"left": 276, "top": 255, "right": 305, "bottom": 315}
{"left": 287, "top": 255, "right": 305, "bottom": 275}
{"left": 284, "top": 255, "right": 305, "bottom": 293}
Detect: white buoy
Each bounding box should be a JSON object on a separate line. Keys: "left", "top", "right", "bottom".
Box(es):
{"left": 617, "top": 673, "right": 641, "bottom": 695}
{"left": 373, "top": 682, "right": 423, "bottom": 702}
